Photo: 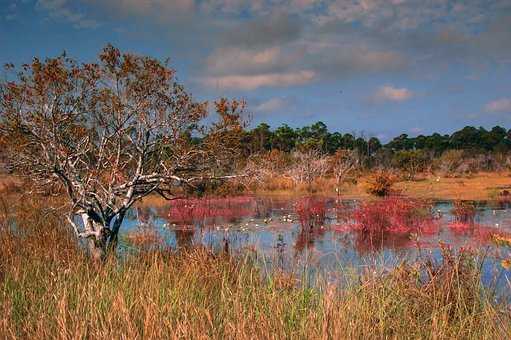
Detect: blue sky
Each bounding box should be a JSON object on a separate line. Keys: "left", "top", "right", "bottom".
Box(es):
{"left": 2, "top": 0, "right": 511, "bottom": 141}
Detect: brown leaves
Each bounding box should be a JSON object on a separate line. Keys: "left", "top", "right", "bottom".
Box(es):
{"left": 1, "top": 45, "right": 245, "bottom": 226}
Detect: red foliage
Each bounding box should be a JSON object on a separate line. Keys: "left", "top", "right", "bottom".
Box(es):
{"left": 351, "top": 196, "right": 438, "bottom": 236}
{"left": 448, "top": 222, "right": 511, "bottom": 245}
{"left": 168, "top": 196, "right": 255, "bottom": 225}
{"left": 451, "top": 200, "right": 476, "bottom": 224}
{"left": 295, "top": 197, "right": 327, "bottom": 228}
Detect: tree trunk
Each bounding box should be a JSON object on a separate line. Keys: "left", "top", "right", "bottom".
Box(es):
{"left": 107, "top": 212, "right": 126, "bottom": 255}
{"left": 80, "top": 213, "right": 124, "bottom": 261}
{"left": 87, "top": 234, "right": 108, "bottom": 262}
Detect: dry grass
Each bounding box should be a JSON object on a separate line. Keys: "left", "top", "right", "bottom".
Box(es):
{"left": 393, "top": 171, "right": 511, "bottom": 201}
{"left": 0, "top": 176, "right": 22, "bottom": 194}
{"left": 252, "top": 172, "right": 511, "bottom": 201}
{"left": 1, "top": 195, "right": 510, "bottom": 339}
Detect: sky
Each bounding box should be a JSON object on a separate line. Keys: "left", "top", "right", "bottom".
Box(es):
{"left": 1, "top": 0, "right": 511, "bottom": 141}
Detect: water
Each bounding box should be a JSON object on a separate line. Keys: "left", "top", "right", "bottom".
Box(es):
{"left": 120, "top": 196, "right": 511, "bottom": 291}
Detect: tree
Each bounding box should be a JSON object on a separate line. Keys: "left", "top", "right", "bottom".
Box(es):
{"left": 296, "top": 121, "right": 329, "bottom": 152}
{"left": 368, "top": 137, "right": 382, "bottom": 155}
{"left": 330, "top": 149, "right": 359, "bottom": 196}
{"left": 250, "top": 123, "right": 273, "bottom": 152}
{"left": 391, "top": 150, "right": 429, "bottom": 179}
{"left": 0, "top": 45, "right": 244, "bottom": 260}
{"left": 273, "top": 124, "right": 296, "bottom": 152}
{"left": 286, "top": 149, "right": 328, "bottom": 191}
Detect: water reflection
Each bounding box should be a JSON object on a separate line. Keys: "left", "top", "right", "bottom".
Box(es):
{"left": 122, "top": 195, "right": 511, "bottom": 288}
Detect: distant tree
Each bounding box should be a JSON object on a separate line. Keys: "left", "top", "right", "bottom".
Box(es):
{"left": 341, "top": 133, "right": 355, "bottom": 149}
{"left": 386, "top": 134, "right": 414, "bottom": 151}
{"left": 368, "top": 137, "right": 382, "bottom": 155}
{"left": 330, "top": 149, "right": 359, "bottom": 195}
{"left": 326, "top": 132, "right": 343, "bottom": 154}
{"left": 296, "top": 121, "right": 329, "bottom": 151}
{"left": 392, "top": 150, "right": 429, "bottom": 179}
{"left": 250, "top": 123, "right": 273, "bottom": 153}
{"left": 353, "top": 137, "right": 368, "bottom": 155}
{"left": 0, "top": 45, "right": 244, "bottom": 260}
{"left": 449, "top": 126, "right": 483, "bottom": 151}
{"left": 421, "top": 133, "right": 450, "bottom": 154}
{"left": 273, "top": 124, "right": 297, "bottom": 152}
{"left": 287, "top": 149, "right": 328, "bottom": 191}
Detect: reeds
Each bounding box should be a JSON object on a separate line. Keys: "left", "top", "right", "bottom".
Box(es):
{"left": 0, "top": 196, "right": 510, "bottom": 339}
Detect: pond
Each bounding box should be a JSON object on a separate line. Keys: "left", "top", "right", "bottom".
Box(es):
{"left": 120, "top": 195, "right": 511, "bottom": 291}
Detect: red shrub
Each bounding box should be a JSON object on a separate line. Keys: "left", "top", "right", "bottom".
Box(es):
{"left": 448, "top": 223, "right": 511, "bottom": 246}
{"left": 168, "top": 196, "right": 255, "bottom": 225}
{"left": 352, "top": 196, "right": 437, "bottom": 235}
{"left": 451, "top": 200, "right": 476, "bottom": 224}
{"left": 295, "top": 197, "right": 327, "bottom": 228}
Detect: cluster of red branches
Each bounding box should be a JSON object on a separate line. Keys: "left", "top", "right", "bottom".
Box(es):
{"left": 168, "top": 196, "right": 255, "bottom": 225}
{"left": 351, "top": 196, "right": 438, "bottom": 236}
{"left": 447, "top": 221, "right": 511, "bottom": 246}
{"left": 295, "top": 197, "right": 327, "bottom": 228}
{"left": 451, "top": 201, "right": 477, "bottom": 224}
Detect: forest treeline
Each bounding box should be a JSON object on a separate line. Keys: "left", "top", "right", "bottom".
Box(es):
{"left": 241, "top": 122, "right": 510, "bottom": 156}
{"left": 232, "top": 122, "right": 511, "bottom": 178}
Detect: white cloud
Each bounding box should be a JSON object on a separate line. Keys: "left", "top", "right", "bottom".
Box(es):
{"left": 37, "top": 0, "right": 100, "bottom": 28}
{"left": 206, "top": 47, "right": 286, "bottom": 75}
{"left": 254, "top": 98, "right": 288, "bottom": 113}
{"left": 201, "top": 70, "right": 315, "bottom": 90}
{"left": 485, "top": 98, "right": 511, "bottom": 112}
{"left": 373, "top": 85, "right": 413, "bottom": 102}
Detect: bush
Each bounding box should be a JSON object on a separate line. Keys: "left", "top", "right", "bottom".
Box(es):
{"left": 365, "top": 170, "right": 398, "bottom": 196}
{"left": 451, "top": 200, "right": 476, "bottom": 224}
{"left": 295, "top": 196, "right": 327, "bottom": 228}
{"left": 436, "top": 150, "right": 466, "bottom": 176}
{"left": 391, "top": 150, "right": 430, "bottom": 179}
{"left": 352, "top": 196, "right": 436, "bottom": 235}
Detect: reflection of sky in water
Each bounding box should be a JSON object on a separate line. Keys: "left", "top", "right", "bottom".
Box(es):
{"left": 119, "top": 197, "right": 511, "bottom": 292}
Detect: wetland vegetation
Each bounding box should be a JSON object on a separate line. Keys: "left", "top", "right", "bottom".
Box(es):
{"left": 1, "top": 46, "right": 511, "bottom": 339}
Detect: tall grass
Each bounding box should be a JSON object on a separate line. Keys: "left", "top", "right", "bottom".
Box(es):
{"left": 1, "top": 196, "right": 510, "bottom": 339}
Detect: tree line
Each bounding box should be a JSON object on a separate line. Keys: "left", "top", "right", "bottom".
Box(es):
{"left": 239, "top": 122, "right": 511, "bottom": 156}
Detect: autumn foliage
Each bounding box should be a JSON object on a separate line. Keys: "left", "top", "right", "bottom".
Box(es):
{"left": 352, "top": 196, "right": 437, "bottom": 235}
{"left": 295, "top": 197, "right": 327, "bottom": 228}
{"left": 168, "top": 196, "right": 255, "bottom": 225}
{"left": 365, "top": 170, "right": 398, "bottom": 196}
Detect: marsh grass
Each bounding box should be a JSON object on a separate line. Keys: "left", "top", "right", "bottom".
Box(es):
{"left": 1, "top": 196, "right": 510, "bottom": 339}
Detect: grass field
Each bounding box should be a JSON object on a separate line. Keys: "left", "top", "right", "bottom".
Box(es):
{"left": 1, "top": 195, "right": 510, "bottom": 339}
{"left": 253, "top": 172, "right": 511, "bottom": 201}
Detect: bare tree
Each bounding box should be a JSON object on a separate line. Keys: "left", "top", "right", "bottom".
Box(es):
{"left": 0, "top": 45, "right": 244, "bottom": 260}
{"left": 287, "top": 149, "right": 328, "bottom": 191}
{"left": 239, "top": 150, "right": 289, "bottom": 189}
{"left": 330, "top": 149, "right": 359, "bottom": 196}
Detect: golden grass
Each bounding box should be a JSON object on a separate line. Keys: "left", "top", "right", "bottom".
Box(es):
{"left": 252, "top": 172, "right": 511, "bottom": 201}
{"left": 0, "top": 176, "right": 21, "bottom": 194}
{"left": 1, "top": 196, "right": 510, "bottom": 339}
{"left": 393, "top": 171, "right": 511, "bottom": 201}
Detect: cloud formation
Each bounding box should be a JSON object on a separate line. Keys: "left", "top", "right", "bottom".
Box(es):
{"left": 254, "top": 98, "right": 288, "bottom": 113}
{"left": 37, "top": 0, "right": 100, "bottom": 28}
{"left": 201, "top": 70, "right": 316, "bottom": 91}
{"left": 373, "top": 85, "right": 413, "bottom": 102}
{"left": 28, "top": 0, "right": 511, "bottom": 95}
{"left": 485, "top": 98, "right": 511, "bottom": 113}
